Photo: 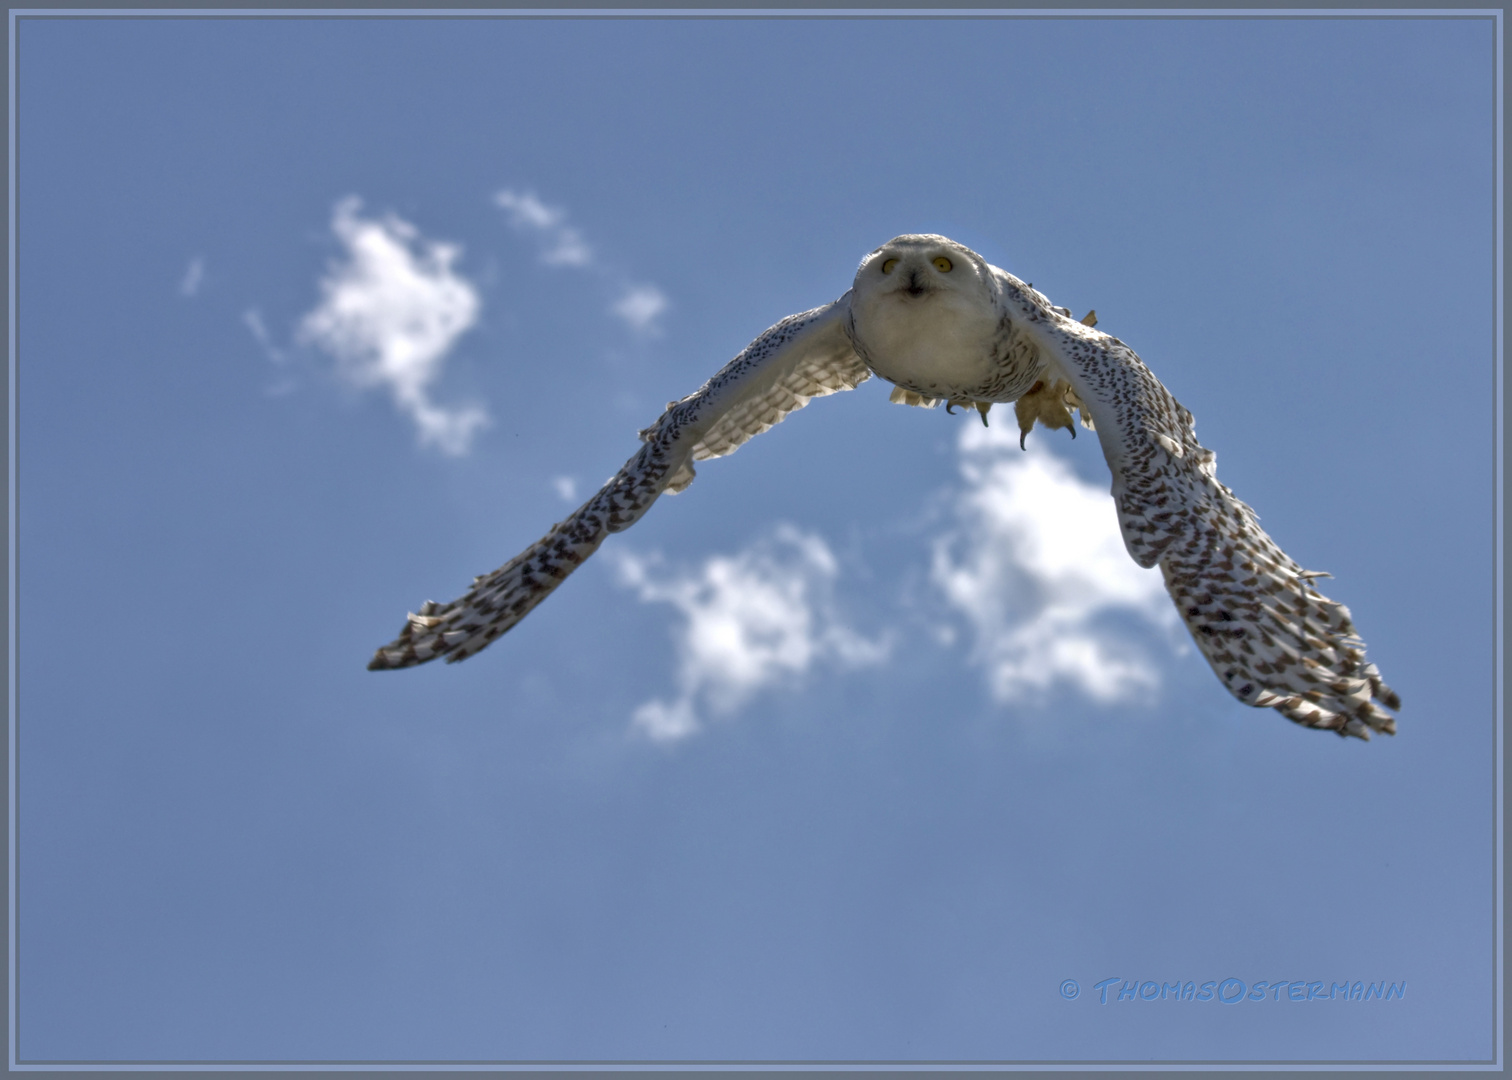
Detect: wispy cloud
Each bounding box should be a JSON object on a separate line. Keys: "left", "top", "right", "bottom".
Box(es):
{"left": 242, "top": 308, "right": 285, "bottom": 363}
{"left": 242, "top": 307, "right": 296, "bottom": 394}
{"left": 298, "top": 197, "right": 487, "bottom": 456}
{"left": 493, "top": 189, "right": 593, "bottom": 267}
{"left": 493, "top": 187, "right": 668, "bottom": 334}
{"left": 931, "top": 423, "right": 1182, "bottom": 706}
{"left": 611, "top": 284, "right": 668, "bottom": 334}
{"left": 612, "top": 526, "right": 889, "bottom": 742}
{"left": 179, "top": 256, "right": 205, "bottom": 297}
{"left": 492, "top": 189, "right": 561, "bottom": 231}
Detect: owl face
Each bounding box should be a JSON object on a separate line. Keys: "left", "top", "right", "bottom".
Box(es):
{"left": 846, "top": 235, "right": 1010, "bottom": 395}
{"left": 853, "top": 234, "right": 993, "bottom": 308}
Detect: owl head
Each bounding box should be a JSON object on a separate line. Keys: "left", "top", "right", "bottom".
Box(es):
{"left": 852, "top": 234, "right": 995, "bottom": 307}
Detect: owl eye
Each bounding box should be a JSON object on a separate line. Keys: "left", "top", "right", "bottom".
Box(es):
{"left": 881, "top": 258, "right": 898, "bottom": 275}
{"left": 933, "top": 257, "right": 953, "bottom": 272}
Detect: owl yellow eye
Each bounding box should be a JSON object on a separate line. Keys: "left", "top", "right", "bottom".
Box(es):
{"left": 881, "top": 258, "right": 898, "bottom": 274}
{"left": 933, "top": 257, "right": 953, "bottom": 272}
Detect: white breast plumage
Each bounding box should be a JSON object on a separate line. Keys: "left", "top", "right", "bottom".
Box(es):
{"left": 848, "top": 280, "right": 1008, "bottom": 397}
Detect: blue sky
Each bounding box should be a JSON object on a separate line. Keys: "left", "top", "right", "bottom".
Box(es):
{"left": 14, "top": 12, "right": 1497, "bottom": 1064}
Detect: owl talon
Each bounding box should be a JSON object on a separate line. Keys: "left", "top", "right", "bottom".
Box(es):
{"left": 976, "top": 401, "right": 991, "bottom": 426}
{"left": 945, "top": 401, "right": 958, "bottom": 414}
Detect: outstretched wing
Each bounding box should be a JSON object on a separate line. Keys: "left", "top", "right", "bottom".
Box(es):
{"left": 368, "top": 297, "right": 869, "bottom": 670}
{"left": 1025, "top": 294, "right": 1399, "bottom": 739}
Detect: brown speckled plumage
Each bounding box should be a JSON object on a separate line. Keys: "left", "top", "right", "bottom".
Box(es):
{"left": 369, "top": 235, "right": 1398, "bottom": 739}
{"left": 367, "top": 302, "right": 868, "bottom": 669}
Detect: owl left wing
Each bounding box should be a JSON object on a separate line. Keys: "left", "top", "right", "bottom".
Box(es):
{"left": 367, "top": 297, "right": 868, "bottom": 670}
{"left": 1032, "top": 309, "right": 1399, "bottom": 739}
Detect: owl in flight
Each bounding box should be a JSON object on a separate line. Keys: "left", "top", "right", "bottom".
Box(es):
{"left": 370, "top": 235, "right": 1399, "bottom": 740}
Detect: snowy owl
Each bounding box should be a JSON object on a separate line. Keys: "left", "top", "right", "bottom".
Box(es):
{"left": 369, "top": 234, "right": 1399, "bottom": 739}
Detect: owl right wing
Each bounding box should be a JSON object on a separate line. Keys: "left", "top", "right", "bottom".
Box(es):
{"left": 1020, "top": 285, "right": 1399, "bottom": 740}
{"left": 367, "top": 296, "right": 870, "bottom": 670}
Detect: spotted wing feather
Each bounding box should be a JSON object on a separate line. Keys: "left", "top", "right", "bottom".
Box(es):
{"left": 1032, "top": 304, "right": 1399, "bottom": 739}
{"left": 685, "top": 293, "right": 870, "bottom": 465}
{"left": 368, "top": 299, "right": 867, "bottom": 670}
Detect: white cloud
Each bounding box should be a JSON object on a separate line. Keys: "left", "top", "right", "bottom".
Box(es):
{"left": 493, "top": 186, "right": 667, "bottom": 333}
{"left": 612, "top": 526, "right": 889, "bottom": 742}
{"left": 492, "top": 189, "right": 563, "bottom": 231}
{"left": 551, "top": 475, "right": 578, "bottom": 502}
{"left": 611, "top": 284, "right": 668, "bottom": 334}
{"left": 298, "top": 197, "right": 487, "bottom": 456}
{"left": 493, "top": 188, "right": 593, "bottom": 267}
{"left": 931, "top": 423, "right": 1182, "bottom": 706}
{"left": 541, "top": 228, "right": 593, "bottom": 268}
{"left": 242, "top": 308, "right": 285, "bottom": 362}
{"left": 243, "top": 308, "right": 296, "bottom": 395}
{"left": 179, "top": 256, "right": 205, "bottom": 297}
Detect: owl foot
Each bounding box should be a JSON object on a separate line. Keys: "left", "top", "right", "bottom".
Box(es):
{"left": 946, "top": 399, "right": 993, "bottom": 427}
{"left": 1014, "top": 380, "right": 1080, "bottom": 449}
{"left": 1015, "top": 425, "right": 1074, "bottom": 450}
